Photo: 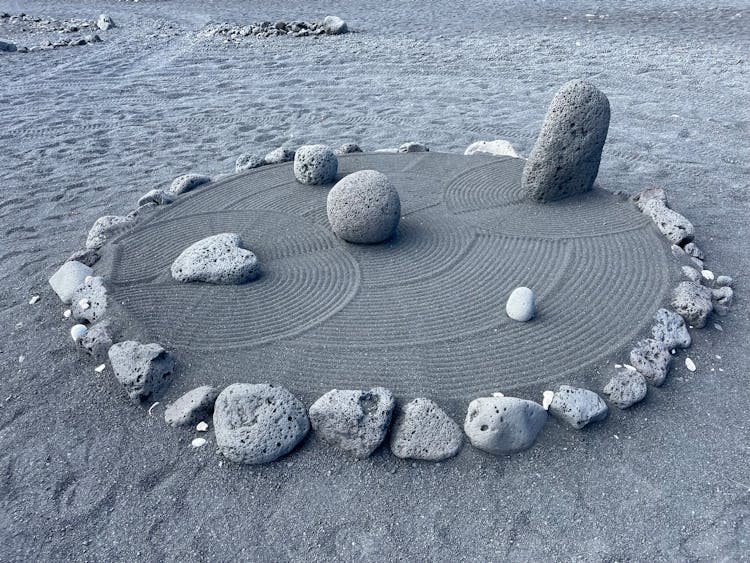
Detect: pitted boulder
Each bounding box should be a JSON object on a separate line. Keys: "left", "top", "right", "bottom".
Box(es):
{"left": 137, "top": 189, "right": 174, "bottom": 207}
{"left": 548, "top": 386, "right": 608, "bottom": 429}
{"left": 603, "top": 366, "right": 647, "bottom": 409}
{"left": 398, "top": 142, "right": 429, "bottom": 153}
{"left": 334, "top": 143, "right": 362, "bottom": 156}
{"left": 671, "top": 281, "right": 713, "bottom": 328}
{"left": 629, "top": 338, "right": 672, "bottom": 386}
{"left": 464, "top": 396, "right": 547, "bottom": 455}
{"left": 213, "top": 383, "right": 310, "bottom": 464}
{"left": 168, "top": 173, "right": 211, "bottom": 196}
{"left": 327, "top": 170, "right": 401, "bottom": 244}
{"left": 643, "top": 199, "right": 695, "bottom": 245}
{"left": 631, "top": 187, "right": 668, "bottom": 212}
{"left": 264, "top": 146, "right": 296, "bottom": 164}
{"left": 390, "top": 398, "right": 462, "bottom": 461}
{"left": 108, "top": 341, "right": 175, "bottom": 403}
{"left": 171, "top": 233, "right": 260, "bottom": 285}
{"left": 164, "top": 385, "right": 220, "bottom": 427}
{"left": 309, "top": 387, "right": 394, "bottom": 459}
{"left": 651, "top": 308, "right": 691, "bottom": 349}
{"left": 712, "top": 286, "right": 733, "bottom": 317}
{"left": 294, "top": 144, "right": 338, "bottom": 185}
{"left": 78, "top": 320, "right": 113, "bottom": 360}
{"left": 67, "top": 248, "right": 100, "bottom": 267}
{"left": 86, "top": 215, "right": 134, "bottom": 250}
{"left": 465, "top": 139, "right": 521, "bottom": 159}
{"left": 71, "top": 276, "right": 107, "bottom": 323}
{"left": 48, "top": 260, "right": 93, "bottom": 303}
{"left": 683, "top": 242, "right": 704, "bottom": 261}
{"left": 235, "top": 153, "right": 265, "bottom": 172}
{"left": 522, "top": 80, "right": 610, "bottom": 202}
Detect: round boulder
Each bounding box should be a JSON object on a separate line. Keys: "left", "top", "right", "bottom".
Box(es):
{"left": 326, "top": 170, "right": 401, "bottom": 244}
{"left": 505, "top": 287, "right": 535, "bottom": 322}
{"left": 464, "top": 396, "right": 547, "bottom": 455}
{"left": 293, "top": 144, "right": 338, "bottom": 185}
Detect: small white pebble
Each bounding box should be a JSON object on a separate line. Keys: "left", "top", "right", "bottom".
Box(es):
{"left": 70, "top": 324, "right": 87, "bottom": 342}
{"left": 711, "top": 368, "right": 715, "bottom": 372}
{"left": 614, "top": 435, "right": 619, "bottom": 440}
{"left": 714, "top": 323, "right": 723, "bottom": 331}
{"left": 701, "top": 270, "right": 714, "bottom": 281}
{"left": 94, "top": 364, "right": 106, "bottom": 373}
{"left": 685, "top": 358, "right": 696, "bottom": 372}
{"left": 542, "top": 390, "right": 555, "bottom": 410}
{"left": 192, "top": 438, "right": 207, "bottom": 448}
{"left": 28, "top": 295, "right": 40, "bottom": 305}
{"left": 614, "top": 363, "right": 622, "bottom": 368}
{"left": 84, "top": 275, "right": 94, "bottom": 283}
{"left": 63, "top": 309, "right": 72, "bottom": 318}
{"left": 78, "top": 298, "right": 90, "bottom": 310}
{"left": 715, "top": 355, "right": 721, "bottom": 360}
{"left": 18, "top": 355, "right": 25, "bottom": 363}
{"left": 196, "top": 421, "right": 209, "bottom": 432}
{"left": 671, "top": 349, "right": 676, "bottom": 355}
{"left": 719, "top": 368, "right": 724, "bottom": 372}
{"left": 492, "top": 392, "right": 504, "bottom": 398}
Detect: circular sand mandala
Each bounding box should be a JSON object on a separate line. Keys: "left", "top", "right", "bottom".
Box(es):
{"left": 99, "top": 152, "right": 678, "bottom": 402}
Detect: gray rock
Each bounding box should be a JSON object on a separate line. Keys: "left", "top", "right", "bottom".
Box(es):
{"left": 632, "top": 186, "right": 669, "bottom": 211}
{"left": 137, "top": 189, "right": 174, "bottom": 207}
{"left": 164, "top": 385, "right": 220, "bottom": 427}
{"left": 373, "top": 147, "right": 399, "bottom": 153}
{"left": 464, "top": 139, "right": 521, "bottom": 159}
{"left": 171, "top": 233, "right": 260, "bottom": 285}
{"left": 97, "top": 14, "right": 115, "bottom": 31}
{"left": 264, "top": 146, "right": 296, "bottom": 164}
{"left": 0, "top": 40, "right": 18, "bottom": 52}
{"left": 78, "top": 320, "right": 113, "bottom": 360}
{"left": 642, "top": 199, "right": 695, "bottom": 245}
{"left": 651, "top": 308, "right": 691, "bottom": 349}
{"left": 309, "top": 387, "right": 394, "bottom": 459}
{"left": 603, "top": 367, "right": 647, "bottom": 409}
{"left": 108, "top": 341, "right": 175, "bottom": 403}
{"left": 71, "top": 276, "right": 107, "bottom": 323}
{"left": 85, "top": 215, "right": 134, "bottom": 250}
{"left": 67, "top": 248, "right": 100, "bottom": 267}
{"left": 671, "top": 281, "right": 713, "bottom": 328}
{"left": 629, "top": 338, "right": 672, "bottom": 386}
{"left": 334, "top": 143, "right": 362, "bottom": 156}
{"left": 716, "top": 275, "right": 733, "bottom": 287}
{"left": 711, "top": 286, "right": 733, "bottom": 317}
{"left": 235, "top": 153, "right": 265, "bottom": 172}
{"left": 522, "top": 80, "right": 610, "bottom": 202}
{"left": 48, "top": 260, "right": 93, "bottom": 303}
{"left": 505, "top": 287, "right": 535, "bottom": 322}
{"left": 548, "top": 386, "right": 608, "bottom": 429}
{"left": 323, "top": 15, "right": 348, "bottom": 35}
{"left": 464, "top": 396, "right": 547, "bottom": 455}
{"left": 690, "top": 256, "right": 704, "bottom": 270}
{"left": 326, "top": 170, "right": 401, "bottom": 244}
{"left": 168, "top": 173, "right": 211, "bottom": 196}
{"left": 294, "top": 144, "right": 338, "bottom": 185}
{"left": 681, "top": 265, "right": 701, "bottom": 282}
{"left": 398, "top": 142, "right": 429, "bottom": 153}
{"left": 213, "top": 383, "right": 310, "bottom": 464}
{"left": 390, "top": 398, "right": 462, "bottom": 461}
{"left": 670, "top": 243, "right": 687, "bottom": 259}
{"left": 683, "top": 242, "right": 704, "bottom": 261}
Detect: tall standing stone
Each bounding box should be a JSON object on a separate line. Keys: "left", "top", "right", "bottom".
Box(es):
{"left": 522, "top": 80, "right": 610, "bottom": 202}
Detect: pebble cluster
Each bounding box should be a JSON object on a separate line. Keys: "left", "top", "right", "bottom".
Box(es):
{"left": 199, "top": 15, "right": 348, "bottom": 42}
{"left": 0, "top": 12, "right": 114, "bottom": 52}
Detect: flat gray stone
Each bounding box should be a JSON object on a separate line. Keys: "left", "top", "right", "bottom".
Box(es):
{"left": 651, "top": 308, "right": 691, "bottom": 349}
{"left": 235, "top": 153, "right": 265, "bottom": 172}
{"left": 164, "top": 385, "right": 220, "bottom": 427}
{"left": 548, "top": 386, "right": 608, "bottom": 429}
{"left": 603, "top": 367, "right": 647, "bottom": 409}
{"left": 505, "top": 286, "right": 535, "bottom": 322}
{"left": 671, "top": 281, "right": 713, "bottom": 328}
{"left": 390, "top": 398, "right": 462, "bottom": 461}
{"left": 464, "top": 396, "right": 547, "bottom": 455}
{"left": 323, "top": 15, "right": 348, "bottom": 35}
{"left": 213, "top": 383, "right": 310, "bottom": 464}
{"left": 294, "top": 144, "right": 338, "bottom": 185}
{"left": 171, "top": 233, "right": 260, "bottom": 285}
{"left": 309, "top": 387, "right": 394, "bottom": 459}
{"left": 712, "top": 286, "right": 733, "bottom": 317}
{"left": 264, "top": 146, "right": 296, "bottom": 164}
{"left": 108, "top": 341, "right": 175, "bottom": 403}
{"left": 169, "top": 173, "right": 211, "bottom": 196}
{"left": 67, "top": 248, "right": 100, "bottom": 267}
{"left": 629, "top": 338, "right": 672, "bottom": 386}
{"left": 522, "top": 80, "right": 610, "bottom": 202}
{"left": 0, "top": 39, "right": 17, "bottom": 52}
{"left": 71, "top": 276, "right": 107, "bottom": 323}
{"left": 398, "top": 142, "right": 429, "bottom": 153}
{"left": 97, "top": 14, "right": 114, "bottom": 31}
{"left": 464, "top": 139, "right": 521, "bottom": 159}
{"left": 137, "top": 189, "right": 174, "bottom": 207}
{"left": 78, "top": 320, "right": 113, "bottom": 360}
{"left": 326, "top": 170, "right": 401, "bottom": 244}
{"left": 334, "top": 143, "right": 362, "bottom": 156}
{"left": 85, "top": 215, "right": 134, "bottom": 250}
{"left": 48, "top": 260, "right": 92, "bottom": 304}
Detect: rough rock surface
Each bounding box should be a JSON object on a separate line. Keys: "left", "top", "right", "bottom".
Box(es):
{"left": 464, "top": 396, "right": 547, "bottom": 455}
{"left": 334, "top": 142, "right": 362, "bottom": 156}
{"left": 711, "top": 286, "right": 733, "bottom": 317}
{"left": 171, "top": 233, "right": 260, "bottom": 284}
{"left": 309, "top": 387, "right": 394, "bottom": 459}
{"left": 0, "top": 39, "right": 17, "bottom": 52}
{"left": 671, "top": 281, "right": 713, "bottom": 328}
{"left": 505, "top": 286, "right": 535, "bottom": 322}
{"left": 164, "top": 386, "right": 220, "bottom": 427}
{"left": 603, "top": 366, "right": 648, "bottom": 409}
{"left": 716, "top": 275, "right": 733, "bottom": 287}
{"left": 67, "top": 248, "right": 100, "bottom": 267}
{"left": 651, "top": 308, "right": 691, "bottom": 349}
{"left": 78, "top": 320, "right": 113, "bottom": 360}
{"left": 71, "top": 276, "right": 107, "bottom": 323}
{"left": 168, "top": 173, "right": 211, "bottom": 195}
{"left": 235, "top": 153, "right": 265, "bottom": 172}
{"left": 108, "top": 341, "right": 175, "bottom": 403}
{"left": 97, "top": 14, "right": 114, "bottom": 31}
{"left": 137, "top": 189, "right": 174, "bottom": 207}
{"left": 631, "top": 186, "right": 668, "bottom": 212}
{"left": 681, "top": 265, "right": 701, "bottom": 282}
{"left": 548, "top": 386, "right": 608, "bottom": 429}
{"left": 85, "top": 215, "right": 134, "bottom": 249}
{"left": 683, "top": 242, "right": 704, "bottom": 261}
{"left": 294, "top": 144, "right": 338, "bottom": 184}
{"left": 464, "top": 139, "right": 521, "bottom": 158}
{"left": 213, "top": 383, "right": 310, "bottom": 464}
{"left": 629, "top": 338, "right": 672, "bottom": 386}
{"left": 264, "top": 146, "right": 296, "bottom": 164}
{"left": 642, "top": 198, "right": 695, "bottom": 245}
{"left": 390, "top": 398, "right": 462, "bottom": 461}
{"left": 398, "top": 142, "right": 429, "bottom": 153}
{"left": 326, "top": 170, "right": 401, "bottom": 244}
{"left": 522, "top": 80, "right": 610, "bottom": 202}
{"left": 48, "top": 260, "right": 93, "bottom": 303}
{"left": 322, "top": 16, "right": 348, "bottom": 35}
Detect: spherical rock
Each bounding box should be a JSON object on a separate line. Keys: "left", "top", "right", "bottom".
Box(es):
{"left": 48, "top": 260, "right": 93, "bottom": 304}
{"left": 71, "top": 276, "right": 107, "bottom": 323}
{"left": 505, "top": 287, "right": 535, "bottom": 322}
{"left": 671, "top": 281, "right": 713, "bottom": 328}
{"left": 522, "top": 80, "right": 610, "bottom": 202}
{"left": 464, "top": 139, "right": 521, "bottom": 159}
{"left": 108, "top": 341, "right": 174, "bottom": 403}
{"left": 390, "top": 398, "right": 463, "bottom": 461}
{"left": 651, "top": 308, "right": 691, "bottom": 349}
{"left": 548, "top": 386, "right": 608, "bottom": 429}
{"left": 171, "top": 233, "right": 260, "bottom": 285}
{"left": 168, "top": 173, "right": 211, "bottom": 196}
{"left": 294, "top": 144, "right": 338, "bottom": 185}
{"left": 603, "top": 366, "right": 647, "bottom": 409}
{"left": 464, "top": 396, "right": 547, "bottom": 455}
{"left": 213, "top": 383, "right": 310, "bottom": 464}
{"left": 235, "top": 153, "right": 265, "bottom": 172}
{"left": 326, "top": 170, "right": 401, "bottom": 244}
{"left": 164, "top": 386, "right": 220, "bottom": 427}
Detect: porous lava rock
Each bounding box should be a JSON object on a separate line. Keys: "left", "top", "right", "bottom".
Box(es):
{"left": 464, "top": 139, "right": 521, "bottom": 158}
{"left": 671, "top": 281, "right": 713, "bottom": 328}
{"left": 213, "top": 383, "right": 310, "bottom": 464}
{"left": 548, "top": 386, "right": 608, "bottom": 429}
{"left": 78, "top": 320, "right": 113, "bottom": 360}
{"left": 97, "top": 14, "right": 114, "bottom": 31}
{"left": 86, "top": 215, "right": 134, "bottom": 250}
{"left": 264, "top": 146, "right": 296, "bottom": 164}
{"left": 137, "top": 189, "right": 174, "bottom": 207}
{"left": 711, "top": 286, "right": 733, "bottom": 317}
{"left": 322, "top": 16, "right": 348, "bottom": 35}
{"left": 168, "top": 173, "right": 211, "bottom": 196}
{"left": 603, "top": 366, "right": 647, "bottom": 409}
{"left": 464, "top": 396, "right": 547, "bottom": 455}
{"left": 108, "top": 341, "right": 175, "bottom": 403}
{"left": 327, "top": 170, "right": 401, "bottom": 244}
{"left": 629, "top": 338, "right": 672, "bottom": 386}
{"left": 67, "top": 248, "right": 100, "bottom": 267}
{"left": 48, "top": 260, "right": 92, "bottom": 303}
{"left": 235, "top": 153, "right": 265, "bottom": 172}
{"left": 398, "top": 142, "right": 429, "bottom": 153}
{"left": 164, "top": 386, "right": 220, "bottom": 427}
{"left": 651, "top": 308, "right": 691, "bottom": 349}
{"left": 171, "top": 233, "right": 260, "bottom": 285}
{"left": 389, "top": 398, "right": 462, "bottom": 461}
{"left": 294, "top": 144, "right": 338, "bottom": 185}
{"left": 334, "top": 143, "right": 362, "bottom": 156}
{"left": 522, "top": 80, "right": 610, "bottom": 202}
{"left": 71, "top": 276, "right": 107, "bottom": 323}
{"left": 309, "top": 387, "right": 394, "bottom": 459}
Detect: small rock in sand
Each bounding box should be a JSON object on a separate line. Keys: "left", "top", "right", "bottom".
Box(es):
{"left": 681, "top": 266, "right": 701, "bottom": 282}
{"left": 334, "top": 143, "right": 362, "bottom": 156}
{"left": 641, "top": 198, "right": 695, "bottom": 245}
{"left": 398, "top": 142, "right": 429, "bottom": 153}
{"left": 711, "top": 286, "right": 733, "bottom": 317}
{"left": 505, "top": 287, "right": 535, "bottom": 322}
{"left": 85, "top": 215, "right": 134, "bottom": 249}
{"left": 464, "top": 396, "right": 547, "bottom": 455}
{"left": 323, "top": 15, "right": 348, "bottom": 35}
{"left": 235, "top": 153, "right": 265, "bottom": 172}
{"left": 78, "top": 320, "right": 113, "bottom": 360}
{"left": 97, "top": 14, "right": 115, "bottom": 31}
{"left": 71, "top": 276, "right": 107, "bottom": 323}
{"left": 294, "top": 144, "right": 338, "bottom": 185}
{"left": 716, "top": 275, "right": 733, "bottom": 287}
{"left": 651, "top": 308, "right": 691, "bottom": 349}
{"left": 168, "top": 173, "right": 211, "bottom": 195}
{"left": 671, "top": 281, "right": 713, "bottom": 328}
{"left": 137, "top": 189, "right": 174, "bottom": 207}
{"left": 685, "top": 358, "right": 696, "bottom": 372}
{"left": 49, "top": 260, "right": 93, "bottom": 303}
{"left": 0, "top": 40, "right": 18, "bottom": 52}
{"left": 464, "top": 139, "right": 521, "bottom": 159}
{"left": 683, "top": 242, "right": 704, "bottom": 261}
{"left": 67, "top": 248, "right": 100, "bottom": 267}
{"left": 70, "top": 324, "right": 88, "bottom": 343}
{"left": 629, "top": 338, "right": 672, "bottom": 386}
{"left": 548, "top": 385, "right": 608, "bottom": 429}
{"left": 164, "top": 385, "right": 220, "bottom": 427}
{"left": 390, "top": 398, "right": 463, "bottom": 461}
{"left": 108, "top": 341, "right": 175, "bottom": 403}
{"left": 171, "top": 233, "right": 260, "bottom": 285}
{"left": 603, "top": 366, "right": 647, "bottom": 409}
{"left": 264, "top": 146, "right": 296, "bottom": 164}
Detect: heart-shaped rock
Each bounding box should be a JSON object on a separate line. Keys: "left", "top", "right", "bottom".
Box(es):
{"left": 171, "top": 233, "right": 260, "bottom": 285}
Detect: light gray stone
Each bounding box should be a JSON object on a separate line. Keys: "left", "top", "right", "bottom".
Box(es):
{"left": 71, "top": 276, "right": 107, "bottom": 323}
{"left": 683, "top": 242, "right": 704, "bottom": 261}
{"left": 334, "top": 143, "right": 362, "bottom": 156}
{"left": 522, "top": 80, "right": 610, "bottom": 202}
{"left": 164, "top": 386, "right": 220, "bottom": 427}
{"left": 97, "top": 14, "right": 114, "bottom": 31}
{"left": 67, "top": 248, "right": 100, "bottom": 267}
{"left": 78, "top": 320, "right": 113, "bottom": 360}
{"left": 464, "top": 140, "right": 521, "bottom": 159}
{"left": 603, "top": 367, "right": 647, "bottom": 409}
{"left": 294, "top": 144, "right": 338, "bottom": 185}
{"left": 85, "top": 215, "right": 134, "bottom": 250}
{"left": 716, "top": 275, "right": 733, "bottom": 287}
{"left": 642, "top": 198, "right": 695, "bottom": 245}
{"left": 632, "top": 187, "right": 669, "bottom": 212}
{"left": 137, "top": 189, "right": 174, "bottom": 207}
{"left": 464, "top": 396, "right": 547, "bottom": 455}
{"left": 629, "top": 338, "right": 672, "bottom": 386}
{"left": 390, "top": 398, "right": 462, "bottom": 461}
{"left": 48, "top": 260, "right": 92, "bottom": 304}
{"left": 398, "top": 142, "right": 429, "bottom": 153}
{"left": 505, "top": 287, "right": 535, "bottom": 322}
{"left": 309, "top": 387, "right": 394, "bottom": 459}
{"left": 213, "top": 383, "right": 310, "bottom": 464}
{"left": 0, "top": 40, "right": 18, "bottom": 52}
{"left": 108, "top": 341, "right": 175, "bottom": 403}
{"left": 682, "top": 266, "right": 701, "bottom": 282}
{"left": 327, "top": 170, "right": 401, "bottom": 244}
{"left": 548, "top": 386, "right": 608, "bottom": 429}
{"left": 264, "top": 146, "right": 296, "bottom": 164}
{"left": 671, "top": 281, "right": 713, "bottom": 328}
{"left": 651, "top": 308, "right": 691, "bottom": 349}
{"left": 323, "top": 15, "right": 348, "bottom": 35}
{"left": 168, "top": 173, "right": 211, "bottom": 195}
{"left": 235, "top": 153, "right": 265, "bottom": 172}
{"left": 712, "top": 286, "right": 733, "bottom": 317}
{"left": 171, "top": 233, "right": 260, "bottom": 285}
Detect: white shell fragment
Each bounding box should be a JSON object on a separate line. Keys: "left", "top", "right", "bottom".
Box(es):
{"left": 701, "top": 270, "right": 714, "bottom": 281}
{"left": 492, "top": 392, "right": 505, "bottom": 398}
{"left": 685, "top": 358, "right": 696, "bottom": 372}
{"left": 78, "top": 298, "right": 91, "bottom": 310}
{"left": 29, "top": 295, "right": 40, "bottom": 305}
{"left": 70, "top": 324, "right": 88, "bottom": 342}
{"left": 94, "top": 364, "right": 106, "bottom": 373}
{"left": 192, "top": 438, "right": 207, "bottom": 448}
{"left": 147, "top": 402, "right": 160, "bottom": 416}
{"left": 196, "top": 421, "right": 209, "bottom": 432}
{"left": 63, "top": 309, "right": 72, "bottom": 318}
{"left": 542, "top": 390, "right": 555, "bottom": 410}
{"left": 84, "top": 275, "right": 94, "bottom": 284}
